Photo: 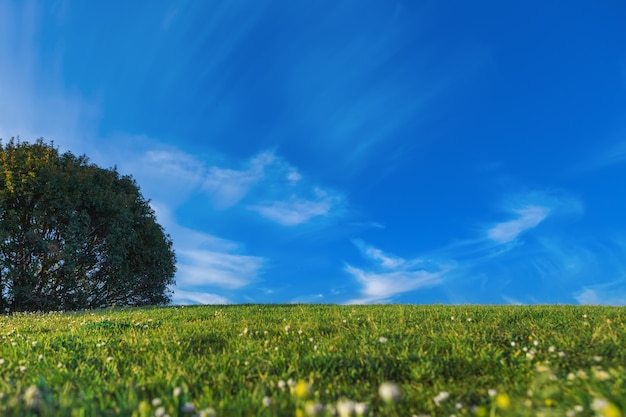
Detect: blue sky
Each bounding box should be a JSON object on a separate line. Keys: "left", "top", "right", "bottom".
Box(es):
{"left": 1, "top": 1, "right": 626, "bottom": 305}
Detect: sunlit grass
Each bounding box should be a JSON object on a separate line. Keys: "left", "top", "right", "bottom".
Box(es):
{"left": 0, "top": 305, "right": 624, "bottom": 416}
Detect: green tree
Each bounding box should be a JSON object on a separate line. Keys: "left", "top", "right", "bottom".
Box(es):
{"left": 0, "top": 138, "right": 176, "bottom": 312}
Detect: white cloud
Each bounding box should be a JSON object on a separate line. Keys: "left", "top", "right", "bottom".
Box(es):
{"left": 150, "top": 203, "right": 265, "bottom": 296}
{"left": 487, "top": 205, "right": 550, "bottom": 243}
{"left": 176, "top": 249, "right": 264, "bottom": 290}
{"left": 353, "top": 240, "right": 406, "bottom": 269}
{"left": 171, "top": 289, "right": 230, "bottom": 305}
{"left": 250, "top": 188, "right": 340, "bottom": 226}
{"left": 203, "top": 151, "right": 275, "bottom": 208}
{"left": 575, "top": 286, "right": 626, "bottom": 306}
{"left": 346, "top": 241, "right": 451, "bottom": 304}
{"left": 345, "top": 265, "right": 444, "bottom": 304}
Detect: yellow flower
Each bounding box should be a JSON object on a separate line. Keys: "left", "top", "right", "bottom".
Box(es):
{"left": 496, "top": 393, "right": 510, "bottom": 410}
{"left": 293, "top": 380, "right": 312, "bottom": 399}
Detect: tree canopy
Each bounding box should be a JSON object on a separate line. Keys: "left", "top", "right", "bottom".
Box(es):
{"left": 0, "top": 139, "right": 176, "bottom": 312}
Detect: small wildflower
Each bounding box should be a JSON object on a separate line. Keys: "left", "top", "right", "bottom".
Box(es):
{"left": 548, "top": 346, "right": 556, "bottom": 353}
{"left": 495, "top": 393, "right": 510, "bottom": 410}
{"left": 152, "top": 398, "right": 163, "bottom": 407}
{"left": 593, "top": 356, "right": 603, "bottom": 362}
{"left": 106, "top": 356, "right": 114, "bottom": 362}
{"left": 575, "top": 370, "right": 588, "bottom": 379}
{"left": 336, "top": 399, "right": 355, "bottom": 417}
{"left": 593, "top": 369, "right": 611, "bottom": 381}
{"left": 285, "top": 325, "right": 291, "bottom": 333}
{"left": 379, "top": 381, "right": 401, "bottom": 403}
{"left": 305, "top": 401, "right": 324, "bottom": 416}
{"left": 488, "top": 389, "right": 497, "bottom": 397}
{"left": 450, "top": 316, "right": 455, "bottom": 320}
{"left": 181, "top": 402, "right": 195, "bottom": 413}
{"left": 0, "top": 359, "right": 4, "bottom": 365}
{"left": 467, "top": 318, "right": 472, "bottom": 322}
{"left": 433, "top": 391, "right": 449, "bottom": 405}
{"left": 354, "top": 402, "right": 368, "bottom": 415}
{"left": 510, "top": 341, "right": 516, "bottom": 347}
{"left": 23, "top": 385, "right": 41, "bottom": 408}
{"left": 19, "top": 365, "right": 27, "bottom": 372}
{"left": 379, "top": 336, "right": 388, "bottom": 343}
{"left": 38, "top": 354, "right": 44, "bottom": 361}
{"left": 154, "top": 406, "right": 166, "bottom": 417}
{"left": 173, "top": 387, "right": 183, "bottom": 397}
{"left": 198, "top": 408, "right": 216, "bottom": 417}
{"left": 293, "top": 380, "right": 312, "bottom": 399}
{"left": 262, "top": 396, "right": 272, "bottom": 407}
{"left": 455, "top": 402, "right": 463, "bottom": 409}
{"left": 558, "top": 351, "right": 566, "bottom": 358}
{"left": 591, "top": 398, "right": 621, "bottom": 417}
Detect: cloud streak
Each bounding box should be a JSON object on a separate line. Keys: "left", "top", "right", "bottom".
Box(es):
{"left": 346, "top": 241, "right": 451, "bottom": 304}
{"left": 487, "top": 205, "right": 550, "bottom": 243}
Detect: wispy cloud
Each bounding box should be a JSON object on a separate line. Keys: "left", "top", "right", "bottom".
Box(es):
{"left": 171, "top": 290, "right": 230, "bottom": 305}
{"left": 203, "top": 152, "right": 275, "bottom": 208}
{"left": 585, "top": 137, "right": 626, "bottom": 171}
{"left": 487, "top": 205, "right": 550, "bottom": 244}
{"left": 250, "top": 188, "right": 341, "bottom": 226}
{"left": 575, "top": 284, "right": 626, "bottom": 306}
{"left": 150, "top": 203, "right": 265, "bottom": 295}
{"left": 346, "top": 241, "right": 451, "bottom": 304}
{"left": 201, "top": 151, "right": 344, "bottom": 225}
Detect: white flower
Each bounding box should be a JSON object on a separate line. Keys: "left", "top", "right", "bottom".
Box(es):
{"left": 181, "top": 402, "right": 195, "bottom": 413}
{"left": 198, "top": 408, "right": 216, "bottom": 417}
{"left": 285, "top": 325, "right": 291, "bottom": 333}
{"left": 154, "top": 406, "right": 166, "bottom": 417}
{"left": 433, "top": 391, "right": 450, "bottom": 405}
{"left": 0, "top": 359, "right": 4, "bottom": 365}
{"left": 488, "top": 389, "right": 497, "bottom": 397}
{"left": 379, "top": 381, "right": 401, "bottom": 403}
{"left": 173, "top": 387, "right": 183, "bottom": 397}
{"left": 278, "top": 380, "right": 286, "bottom": 391}
{"left": 23, "top": 385, "right": 41, "bottom": 407}
{"left": 591, "top": 398, "right": 608, "bottom": 411}
{"left": 593, "top": 369, "right": 611, "bottom": 381}
{"left": 305, "top": 401, "right": 324, "bottom": 416}
{"left": 152, "top": 398, "right": 162, "bottom": 407}
{"left": 355, "top": 402, "right": 368, "bottom": 415}
{"left": 262, "top": 396, "right": 272, "bottom": 407}
{"left": 379, "top": 336, "right": 388, "bottom": 343}
{"left": 336, "top": 399, "right": 355, "bottom": 417}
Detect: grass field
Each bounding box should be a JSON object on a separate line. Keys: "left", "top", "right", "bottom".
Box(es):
{"left": 0, "top": 304, "right": 624, "bottom": 416}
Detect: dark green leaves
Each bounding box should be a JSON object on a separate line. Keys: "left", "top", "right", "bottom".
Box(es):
{"left": 0, "top": 138, "right": 176, "bottom": 312}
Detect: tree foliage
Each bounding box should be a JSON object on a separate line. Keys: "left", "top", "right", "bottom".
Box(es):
{"left": 0, "top": 139, "right": 176, "bottom": 312}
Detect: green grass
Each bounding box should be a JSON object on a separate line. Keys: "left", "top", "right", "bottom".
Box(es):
{"left": 0, "top": 305, "right": 624, "bottom": 416}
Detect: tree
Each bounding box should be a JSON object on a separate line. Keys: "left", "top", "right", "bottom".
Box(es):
{"left": 0, "top": 138, "right": 176, "bottom": 312}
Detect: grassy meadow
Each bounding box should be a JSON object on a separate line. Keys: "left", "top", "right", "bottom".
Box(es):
{"left": 0, "top": 304, "right": 624, "bottom": 416}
